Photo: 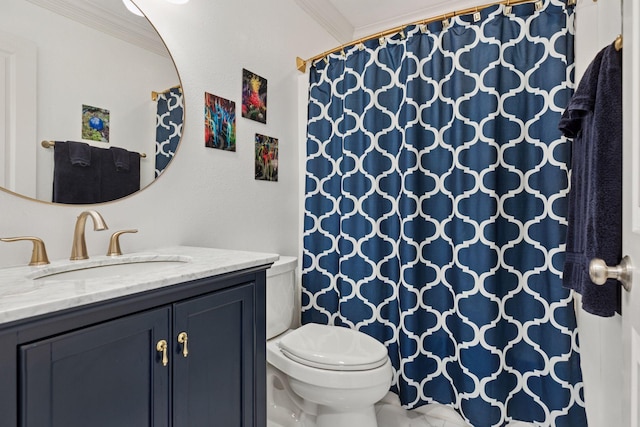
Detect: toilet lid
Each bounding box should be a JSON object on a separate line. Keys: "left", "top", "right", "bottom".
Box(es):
{"left": 277, "top": 323, "right": 388, "bottom": 371}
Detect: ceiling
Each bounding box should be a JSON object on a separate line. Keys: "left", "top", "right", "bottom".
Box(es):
{"left": 295, "top": 0, "right": 496, "bottom": 43}
{"left": 25, "top": 0, "right": 167, "bottom": 56}
{"left": 29, "top": 0, "right": 502, "bottom": 57}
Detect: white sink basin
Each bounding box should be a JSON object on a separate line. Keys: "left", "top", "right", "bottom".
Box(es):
{"left": 30, "top": 255, "right": 191, "bottom": 281}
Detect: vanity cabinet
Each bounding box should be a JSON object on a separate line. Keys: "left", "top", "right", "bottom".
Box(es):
{"left": 20, "top": 307, "right": 171, "bottom": 426}
{"left": 172, "top": 284, "right": 256, "bottom": 426}
{"left": 0, "top": 266, "right": 267, "bottom": 427}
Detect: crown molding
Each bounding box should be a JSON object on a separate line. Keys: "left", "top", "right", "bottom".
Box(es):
{"left": 293, "top": 0, "right": 354, "bottom": 43}
{"left": 296, "top": 0, "right": 497, "bottom": 43}
{"left": 25, "top": 0, "right": 168, "bottom": 57}
{"left": 352, "top": 0, "right": 492, "bottom": 39}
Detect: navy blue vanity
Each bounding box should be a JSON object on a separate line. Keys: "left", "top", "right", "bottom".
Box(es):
{"left": 0, "top": 247, "right": 276, "bottom": 427}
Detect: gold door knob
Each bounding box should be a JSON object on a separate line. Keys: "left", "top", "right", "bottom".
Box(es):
{"left": 156, "top": 339, "right": 169, "bottom": 366}
{"left": 177, "top": 332, "right": 189, "bottom": 357}
{"left": 589, "top": 255, "right": 632, "bottom": 292}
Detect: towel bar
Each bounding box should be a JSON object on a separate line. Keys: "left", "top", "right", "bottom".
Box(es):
{"left": 41, "top": 140, "right": 147, "bottom": 158}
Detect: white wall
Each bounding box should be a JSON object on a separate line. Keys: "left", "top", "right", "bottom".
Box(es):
{"left": 0, "top": 0, "right": 336, "bottom": 267}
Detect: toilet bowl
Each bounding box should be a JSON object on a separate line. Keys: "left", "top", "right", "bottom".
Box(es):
{"left": 266, "top": 257, "right": 393, "bottom": 427}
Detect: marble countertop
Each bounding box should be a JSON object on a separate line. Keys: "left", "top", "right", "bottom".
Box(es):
{"left": 0, "top": 246, "right": 279, "bottom": 325}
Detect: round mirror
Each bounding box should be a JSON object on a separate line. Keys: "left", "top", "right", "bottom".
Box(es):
{"left": 0, "top": 0, "right": 183, "bottom": 204}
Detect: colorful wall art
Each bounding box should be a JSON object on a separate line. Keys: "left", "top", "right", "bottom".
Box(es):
{"left": 242, "top": 69, "right": 267, "bottom": 124}
{"left": 205, "top": 92, "right": 236, "bottom": 151}
{"left": 82, "top": 105, "right": 110, "bottom": 142}
{"left": 255, "top": 133, "right": 278, "bottom": 182}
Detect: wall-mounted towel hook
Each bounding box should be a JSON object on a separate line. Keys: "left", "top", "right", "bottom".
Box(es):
{"left": 615, "top": 34, "right": 623, "bottom": 51}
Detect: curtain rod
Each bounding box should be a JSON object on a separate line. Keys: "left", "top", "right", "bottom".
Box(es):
{"left": 151, "top": 84, "right": 182, "bottom": 101}
{"left": 296, "top": 0, "right": 576, "bottom": 72}
{"left": 41, "top": 140, "right": 147, "bottom": 158}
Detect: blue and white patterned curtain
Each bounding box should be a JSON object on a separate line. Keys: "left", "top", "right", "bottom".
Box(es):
{"left": 155, "top": 86, "right": 183, "bottom": 177}
{"left": 302, "top": 1, "right": 586, "bottom": 426}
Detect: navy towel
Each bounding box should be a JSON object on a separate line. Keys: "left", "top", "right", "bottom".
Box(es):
{"left": 558, "top": 42, "right": 622, "bottom": 317}
{"left": 101, "top": 147, "right": 140, "bottom": 202}
{"left": 52, "top": 141, "right": 101, "bottom": 204}
{"left": 67, "top": 141, "right": 92, "bottom": 166}
{"left": 110, "top": 146, "right": 130, "bottom": 172}
{"left": 52, "top": 142, "right": 141, "bottom": 204}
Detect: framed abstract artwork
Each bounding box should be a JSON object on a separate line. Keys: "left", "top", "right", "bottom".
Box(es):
{"left": 204, "top": 92, "right": 236, "bottom": 151}
{"left": 242, "top": 69, "right": 267, "bottom": 124}
{"left": 82, "top": 104, "right": 110, "bottom": 142}
{"left": 255, "top": 133, "right": 278, "bottom": 182}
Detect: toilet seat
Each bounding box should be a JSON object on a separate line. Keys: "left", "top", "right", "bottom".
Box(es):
{"left": 277, "top": 323, "right": 388, "bottom": 371}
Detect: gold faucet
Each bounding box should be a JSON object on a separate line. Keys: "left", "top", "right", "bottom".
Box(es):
{"left": 70, "top": 210, "right": 108, "bottom": 260}
{"left": 107, "top": 229, "right": 138, "bottom": 256}
{"left": 0, "top": 236, "right": 50, "bottom": 266}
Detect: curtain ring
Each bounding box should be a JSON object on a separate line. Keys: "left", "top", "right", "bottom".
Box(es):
{"left": 504, "top": 0, "right": 513, "bottom": 15}
{"left": 442, "top": 14, "right": 450, "bottom": 29}
{"left": 473, "top": 7, "right": 481, "bottom": 22}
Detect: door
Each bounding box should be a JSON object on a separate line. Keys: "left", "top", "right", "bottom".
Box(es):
{"left": 622, "top": 0, "right": 640, "bottom": 426}
{"left": 172, "top": 283, "right": 256, "bottom": 427}
{"left": 0, "top": 31, "right": 36, "bottom": 198}
{"left": 19, "top": 307, "right": 171, "bottom": 427}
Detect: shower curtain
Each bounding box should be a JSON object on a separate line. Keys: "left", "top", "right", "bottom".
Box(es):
{"left": 155, "top": 86, "right": 184, "bottom": 177}
{"left": 302, "top": 1, "right": 585, "bottom": 426}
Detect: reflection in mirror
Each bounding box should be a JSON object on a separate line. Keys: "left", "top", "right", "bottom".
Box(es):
{"left": 0, "top": 0, "right": 183, "bottom": 204}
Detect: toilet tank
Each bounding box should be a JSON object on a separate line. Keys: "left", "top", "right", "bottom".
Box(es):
{"left": 266, "top": 256, "right": 298, "bottom": 339}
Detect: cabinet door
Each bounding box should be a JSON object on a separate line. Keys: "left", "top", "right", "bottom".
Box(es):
{"left": 20, "top": 307, "right": 171, "bottom": 427}
{"left": 173, "top": 283, "right": 255, "bottom": 427}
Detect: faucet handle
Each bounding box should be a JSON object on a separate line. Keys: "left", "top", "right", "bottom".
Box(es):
{"left": 1, "top": 236, "right": 50, "bottom": 266}
{"left": 107, "top": 229, "right": 138, "bottom": 256}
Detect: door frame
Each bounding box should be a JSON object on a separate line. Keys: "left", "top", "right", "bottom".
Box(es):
{"left": 0, "top": 31, "right": 36, "bottom": 198}
{"left": 622, "top": 0, "right": 640, "bottom": 424}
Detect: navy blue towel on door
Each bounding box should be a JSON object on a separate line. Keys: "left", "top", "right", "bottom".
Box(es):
{"left": 559, "top": 42, "right": 622, "bottom": 317}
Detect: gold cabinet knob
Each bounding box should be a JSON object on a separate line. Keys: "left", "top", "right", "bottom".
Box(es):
{"left": 156, "top": 339, "right": 169, "bottom": 367}
{"left": 177, "top": 332, "right": 189, "bottom": 357}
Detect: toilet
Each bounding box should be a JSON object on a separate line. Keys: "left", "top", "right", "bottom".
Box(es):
{"left": 266, "top": 257, "right": 393, "bottom": 427}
